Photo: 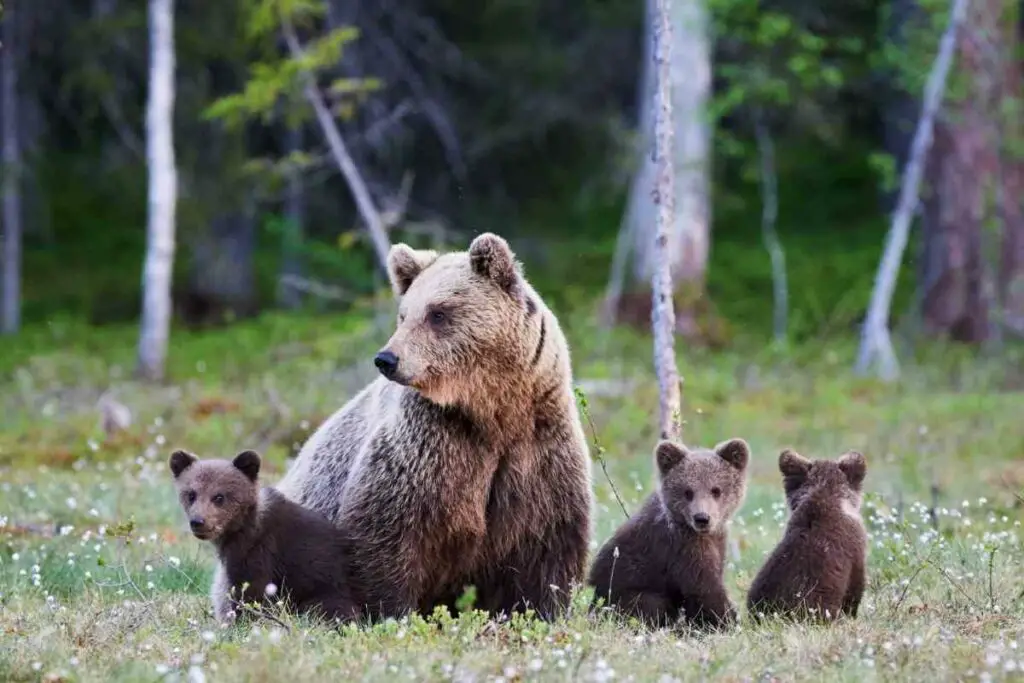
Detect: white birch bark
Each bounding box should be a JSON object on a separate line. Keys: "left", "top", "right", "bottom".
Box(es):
{"left": 855, "top": 0, "right": 968, "bottom": 379}
{"left": 604, "top": 0, "right": 711, "bottom": 325}
{"left": 634, "top": 0, "right": 711, "bottom": 286}
{"left": 652, "top": 0, "right": 682, "bottom": 441}
{"left": 1, "top": 0, "right": 21, "bottom": 335}
{"left": 138, "top": 0, "right": 178, "bottom": 380}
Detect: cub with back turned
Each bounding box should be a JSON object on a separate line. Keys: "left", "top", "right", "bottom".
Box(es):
{"left": 747, "top": 449, "right": 868, "bottom": 623}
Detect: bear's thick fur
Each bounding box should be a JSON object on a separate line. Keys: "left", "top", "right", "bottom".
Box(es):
{"left": 277, "top": 233, "right": 593, "bottom": 620}
{"left": 588, "top": 438, "right": 749, "bottom": 630}
{"left": 168, "top": 449, "right": 359, "bottom": 624}
{"left": 747, "top": 449, "right": 868, "bottom": 623}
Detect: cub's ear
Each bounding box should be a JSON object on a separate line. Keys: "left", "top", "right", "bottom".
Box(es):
{"left": 468, "top": 232, "right": 521, "bottom": 297}
{"left": 387, "top": 243, "right": 439, "bottom": 297}
{"left": 837, "top": 450, "right": 867, "bottom": 490}
{"left": 169, "top": 450, "right": 198, "bottom": 479}
{"left": 655, "top": 440, "right": 688, "bottom": 476}
{"left": 779, "top": 449, "right": 811, "bottom": 477}
{"left": 715, "top": 438, "right": 750, "bottom": 471}
{"left": 232, "top": 450, "right": 262, "bottom": 482}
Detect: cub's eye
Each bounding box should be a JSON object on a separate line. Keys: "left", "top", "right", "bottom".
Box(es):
{"left": 186, "top": 491, "right": 197, "bottom": 505}
{"left": 711, "top": 487, "right": 722, "bottom": 499}
{"left": 428, "top": 309, "right": 447, "bottom": 325}
{"left": 212, "top": 494, "right": 226, "bottom": 506}
{"left": 684, "top": 489, "right": 694, "bottom": 502}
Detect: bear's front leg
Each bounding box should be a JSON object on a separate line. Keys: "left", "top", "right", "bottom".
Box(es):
{"left": 210, "top": 564, "right": 235, "bottom": 624}
{"left": 476, "top": 515, "right": 589, "bottom": 620}
{"left": 679, "top": 584, "right": 737, "bottom": 631}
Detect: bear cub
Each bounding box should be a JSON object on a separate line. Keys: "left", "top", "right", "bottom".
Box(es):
{"left": 588, "top": 438, "right": 750, "bottom": 630}
{"left": 747, "top": 449, "right": 868, "bottom": 623}
{"left": 169, "top": 449, "right": 359, "bottom": 624}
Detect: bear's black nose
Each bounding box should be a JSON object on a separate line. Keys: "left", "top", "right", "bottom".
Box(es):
{"left": 374, "top": 350, "right": 399, "bottom": 379}
{"left": 189, "top": 518, "right": 206, "bottom": 531}
{"left": 692, "top": 513, "right": 710, "bottom": 529}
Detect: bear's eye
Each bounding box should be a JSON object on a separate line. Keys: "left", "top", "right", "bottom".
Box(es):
{"left": 711, "top": 487, "right": 722, "bottom": 499}
{"left": 427, "top": 309, "right": 447, "bottom": 326}
{"left": 186, "top": 491, "right": 197, "bottom": 505}
{"left": 684, "top": 489, "right": 694, "bottom": 502}
{"left": 212, "top": 494, "right": 226, "bottom": 506}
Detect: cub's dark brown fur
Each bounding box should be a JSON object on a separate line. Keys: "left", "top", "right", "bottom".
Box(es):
{"left": 588, "top": 438, "right": 749, "bottom": 630}
{"left": 169, "top": 449, "right": 359, "bottom": 624}
{"left": 747, "top": 449, "right": 868, "bottom": 623}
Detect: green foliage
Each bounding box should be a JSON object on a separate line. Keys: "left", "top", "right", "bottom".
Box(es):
{"left": 709, "top": 0, "right": 863, "bottom": 125}
{"left": 204, "top": 18, "right": 377, "bottom": 129}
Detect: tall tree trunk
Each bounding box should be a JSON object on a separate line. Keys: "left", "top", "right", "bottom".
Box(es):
{"left": 279, "top": 123, "right": 305, "bottom": 309}
{"left": 138, "top": 0, "right": 177, "bottom": 381}
{"left": 920, "top": 0, "right": 1012, "bottom": 343}
{"left": 651, "top": 0, "right": 682, "bottom": 441}
{"left": 855, "top": 0, "right": 967, "bottom": 378}
{"left": 1, "top": 0, "right": 21, "bottom": 335}
{"left": 998, "top": 5, "right": 1024, "bottom": 336}
{"left": 607, "top": 0, "right": 712, "bottom": 338}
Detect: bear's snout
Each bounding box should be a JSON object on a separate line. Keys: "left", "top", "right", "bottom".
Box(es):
{"left": 374, "top": 350, "right": 400, "bottom": 380}
{"left": 692, "top": 512, "right": 711, "bottom": 531}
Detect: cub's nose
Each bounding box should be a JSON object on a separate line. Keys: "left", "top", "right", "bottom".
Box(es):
{"left": 374, "top": 350, "right": 399, "bottom": 379}
{"left": 189, "top": 518, "right": 206, "bottom": 532}
{"left": 692, "top": 513, "right": 711, "bottom": 530}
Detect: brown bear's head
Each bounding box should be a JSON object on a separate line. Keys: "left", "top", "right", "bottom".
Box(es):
{"left": 655, "top": 438, "right": 750, "bottom": 535}
{"left": 376, "top": 232, "right": 542, "bottom": 407}
{"left": 778, "top": 449, "right": 866, "bottom": 515}
{"left": 168, "top": 449, "right": 261, "bottom": 542}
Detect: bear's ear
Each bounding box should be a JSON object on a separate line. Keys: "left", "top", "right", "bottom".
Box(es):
{"left": 837, "top": 450, "right": 866, "bottom": 490}
{"left": 232, "top": 450, "right": 261, "bottom": 482}
{"left": 655, "top": 440, "right": 688, "bottom": 476}
{"left": 469, "top": 233, "right": 521, "bottom": 297}
{"left": 715, "top": 438, "right": 750, "bottom": 471}
{"left": 778, "top": 449, "right": 811, "bottom": 477}
{"left": 388, "top": 243, "right": 439, "bottom": 296}
{"left": 169, "top": 450, "right": 198, "bottom": 478}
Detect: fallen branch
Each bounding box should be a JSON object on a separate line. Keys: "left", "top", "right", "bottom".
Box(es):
{"left": 855, "top": 0, "right": 968, "bottom": 379}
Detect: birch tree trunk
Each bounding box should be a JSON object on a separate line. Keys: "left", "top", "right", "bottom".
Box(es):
{"left": 605, "top": 0, "right": 711, "bottom": 337}
{"left": 652, "top": 0, "right": 682, "bottom": 442}
{"left": 855, "top": 0, "right": 967, "bottom": 378}
{"left": 1, "top": 0, "right": 21, "bottom": 335}
{"left": 137, "top": 0, "right": 177, "bottom": 381}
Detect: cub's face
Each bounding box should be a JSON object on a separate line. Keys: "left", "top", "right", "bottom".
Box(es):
{"left": 168, "top": 450, "right": 261, "bottom": 542}
{"left": 375, "top": 233, "right": 535, "bottom": 406}
{"left": 655, "top": 438, "right": 750, "bottom": 534}
{"left": 778, "top": 449, "right": 866, "bottom": 513}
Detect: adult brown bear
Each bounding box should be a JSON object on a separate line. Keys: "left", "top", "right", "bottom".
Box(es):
{"left": 277, "top": 233, "right": 593, "bottom": 620}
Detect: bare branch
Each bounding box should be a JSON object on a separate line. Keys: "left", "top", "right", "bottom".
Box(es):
{"left": 281, "top": 19, "right": 391, "bottom": 273}
{"left": 855, "top": 0, "right": 969, "bottom": 379}
{"left": 651, "top": 0, "right": 682, "bottom": 441}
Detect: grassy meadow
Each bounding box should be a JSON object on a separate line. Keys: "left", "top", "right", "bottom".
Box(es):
{"left": 1, "top": 302, "right": 1022, "bottom": 682}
